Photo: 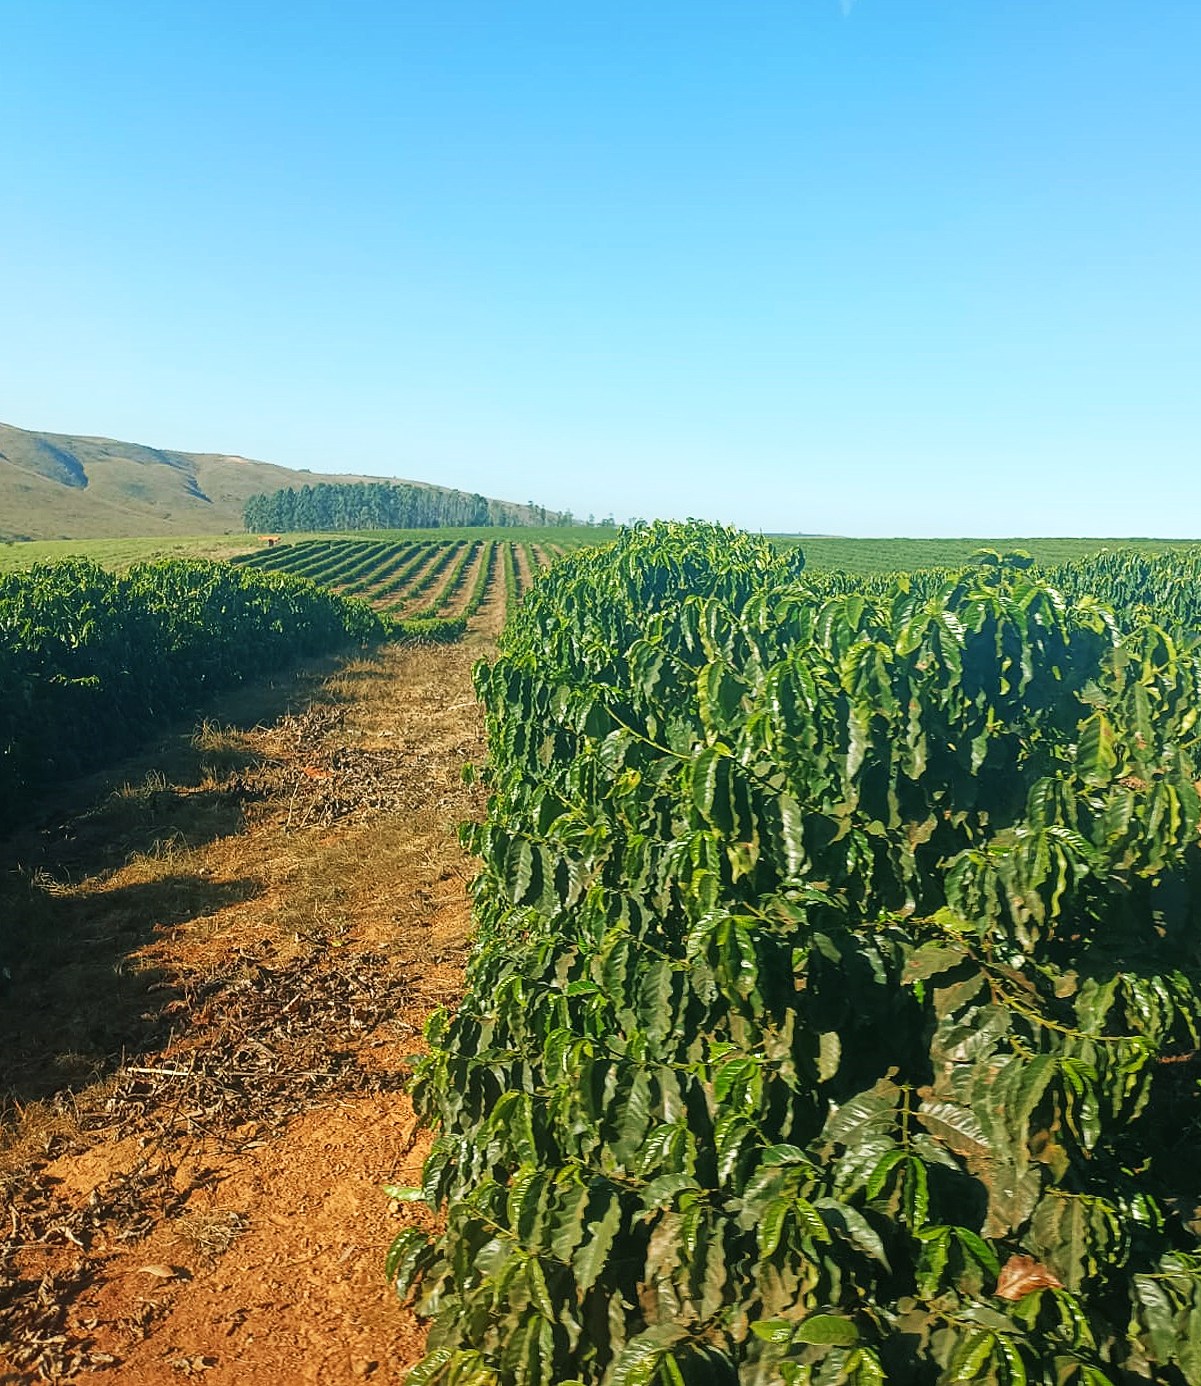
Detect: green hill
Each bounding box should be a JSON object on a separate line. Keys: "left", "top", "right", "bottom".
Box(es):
{"left": 0, "top": 421, "right": 556, "bottom": 540}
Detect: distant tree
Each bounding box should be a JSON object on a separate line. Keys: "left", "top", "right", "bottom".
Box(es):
{"left": 242, "top": 481, "right": 561, "bottom": 533}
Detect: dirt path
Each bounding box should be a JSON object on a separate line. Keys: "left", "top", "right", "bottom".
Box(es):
{"left": 511, "top": 543, "right": 536, "bottom": 599}
{"left": 467, "top": 547, "right": 510, "bottom": 643}
{"left": 0, "top": 641, "right": 486, "bottom": 1384}
{"left": 439, "top": 542, "right": 488, "bottom": 619}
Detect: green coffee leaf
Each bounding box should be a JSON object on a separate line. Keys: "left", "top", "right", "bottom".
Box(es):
{"left": 816, "top": 1198, "right": 890, "bottom": 1269}
{"left": 574, "top": 1190, "right": 623, "bottom": 1297}
{"left": 794, "top": 1315, "right": 860, "bottom": 1347}
{"left": 604, "top": 1325, "right": 689, "bottom": 1386}
{"left": 505, "top": 837, "right": 535, "bottom": 904}
{"left": 1076, "top": 711, "right": 1119, "bottom": 788}
{"left": 381, "top": 1184, "right": 425, "bottom": 1203}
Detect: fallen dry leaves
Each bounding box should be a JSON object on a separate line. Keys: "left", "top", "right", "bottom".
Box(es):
{"left": 0, "top": 637, "right": 487, "bottom": 1383}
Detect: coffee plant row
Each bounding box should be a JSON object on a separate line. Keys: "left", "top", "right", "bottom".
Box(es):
{"left": 802, "top": 548, "right": 1201, "bottom": 634}
{"left": 234, "top": 536, "right": 558, "bottom": 626}
{"left": 0, "top": 557, "right": 388, "bottom": 831}
{"left": 395, "top": 523, "right": 1201, "bottom": 1385}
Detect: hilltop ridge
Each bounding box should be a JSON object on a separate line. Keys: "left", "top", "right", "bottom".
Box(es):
{"left": 0, "top": 421, "right": 555, "bottom": 540}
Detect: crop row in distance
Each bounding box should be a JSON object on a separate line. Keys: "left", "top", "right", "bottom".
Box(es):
{"left": 774, "top": 534, "right": 1201, "bottom": 575}
{"left": 230, "top": 532, "right": 580, "bottom": 623}
{"left": 0, "top": 525, "right": 604, "bottom": 576}
{"left": 6, "top": 530, "right": 1201, "bottom": 580}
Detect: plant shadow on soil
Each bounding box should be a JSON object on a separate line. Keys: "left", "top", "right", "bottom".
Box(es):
{"left": 0, "top": 870, "right": 261, "bottom": 1116}
{"left": 0, "top": 640, "right": 485, "bottom": 1384}
{"left": 0, "top": 656, "right": 353, "bottom": 1130}
{"left": 4, "top": 650, "right": 353, "bottom": 870}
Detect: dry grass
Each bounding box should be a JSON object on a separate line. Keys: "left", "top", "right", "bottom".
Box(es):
{"left": 0, "top": 1104, "right": 81, "bottom": 1166}
{"left": 189, "top": 721, "right": 264, "bottom": 786}
{"left": 110, "top": 768, "right": 169, "bottom": 803}
{"left": 0, "top": 635, "right": 490, "bottom": 1381}
{"left": 0, "top": 639, "right": 483, "bottom": 1166}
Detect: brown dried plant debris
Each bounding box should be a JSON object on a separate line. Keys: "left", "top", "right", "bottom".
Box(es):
{"left": 102, "top": 944, "right": 417, "bottom": 1149}
{"left": 0, "top": 639, "right": 485, "bottom": 1383}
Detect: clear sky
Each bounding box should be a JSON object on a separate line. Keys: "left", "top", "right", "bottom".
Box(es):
{"left": 1, "top": 1, "right": 1197, "bottom": 536}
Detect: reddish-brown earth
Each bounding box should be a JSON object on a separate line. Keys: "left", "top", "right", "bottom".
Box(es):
{"left": 1, "top": 638, "right": 488, "bottom": 1384}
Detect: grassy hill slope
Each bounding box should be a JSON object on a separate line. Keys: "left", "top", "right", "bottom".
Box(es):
{"left": 0, "top": 421, "right": 552, "bottom": 540}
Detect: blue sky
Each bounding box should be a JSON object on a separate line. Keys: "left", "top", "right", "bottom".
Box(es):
{"left": 1, "top": 1, "right": 1197, "bottom": 535}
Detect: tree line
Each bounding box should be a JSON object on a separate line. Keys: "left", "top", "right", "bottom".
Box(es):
{"left": 242, "top": 481, "right": 568, "bottom": 533}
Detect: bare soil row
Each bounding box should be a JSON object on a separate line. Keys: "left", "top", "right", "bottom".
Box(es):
{"left": 0, "top": 634, "right": 488, "bottom": 1383}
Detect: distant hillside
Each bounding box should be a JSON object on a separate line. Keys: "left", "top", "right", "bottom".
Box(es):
{"left": 0, "top": 421, "right": 558, "bottom": 540}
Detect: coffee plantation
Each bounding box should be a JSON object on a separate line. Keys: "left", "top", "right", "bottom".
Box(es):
{"left": 0, "top": 557, "right": 389, "bottom": 830}
{"left": 394, "top": 523, "right": 1201, "bottom": 1386}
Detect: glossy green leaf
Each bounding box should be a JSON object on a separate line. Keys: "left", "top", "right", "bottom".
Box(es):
{"left": 1076, "top": 711, "right": 1119, "bottom": 788}
{"left": 574, "top": 1191, "right": 623, "bottom": 1297}
{"left": 793, "top": 1314, "right": 860, "bottom": 1347}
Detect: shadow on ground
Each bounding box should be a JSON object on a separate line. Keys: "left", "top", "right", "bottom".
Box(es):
{"left": 0, "top": 650, "right": 352, "bottom": 879}
{"left": 0, "top": 871, "right": 260, "bottom": 1113}
{"left": 0, "top": 653, "right": 367, "bottom": 1119}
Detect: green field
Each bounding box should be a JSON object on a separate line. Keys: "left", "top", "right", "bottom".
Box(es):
{"left": 5, "top": 528, "right": 1200, "bottom": 578}
{"left": 0, "top": 526, "right": 605, "bottom": 574}
{"left": 771, "top": 533, "right": 1201, "bottom": 573}
{"left": 0, "top": 534, "right": 261, "bottom": 573}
